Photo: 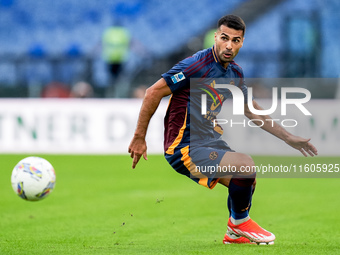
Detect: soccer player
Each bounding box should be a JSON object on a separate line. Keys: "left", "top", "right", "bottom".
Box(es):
{"left": 128, "top": 15, "right": 317, "bottom": 245}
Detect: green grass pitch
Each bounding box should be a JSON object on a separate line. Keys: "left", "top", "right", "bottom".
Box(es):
{"left": 1, "top": 154, "right": 340, "bottom": 255}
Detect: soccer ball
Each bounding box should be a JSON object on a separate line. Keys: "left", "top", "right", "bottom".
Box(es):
{"left": 11, "top": 156, "right": 56, "bottom": 201}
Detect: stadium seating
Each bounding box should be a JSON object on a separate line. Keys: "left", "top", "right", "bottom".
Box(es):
{"left": 0, "top": 0, "right": 247, "bottom": 88}
{"left": 0, "top": 0, "right": 245, "bottom": 57}
{"left": 0, "top": 0, "right": 339, "bottom": 92}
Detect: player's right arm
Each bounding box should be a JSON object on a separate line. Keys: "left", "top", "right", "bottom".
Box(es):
{"left": 128, "top": 78, "right": 172, "bottom": 169}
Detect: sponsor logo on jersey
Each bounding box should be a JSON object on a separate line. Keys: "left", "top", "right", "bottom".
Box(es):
{"left": 171, "top": 72, "right": 185, "bottom": 84}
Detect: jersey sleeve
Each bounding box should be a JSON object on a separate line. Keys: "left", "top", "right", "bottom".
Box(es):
{"left": 161, "top": 57, "right": 195, "bottom": 93}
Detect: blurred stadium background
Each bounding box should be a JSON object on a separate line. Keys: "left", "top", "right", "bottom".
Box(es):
{"left": 0, "top": 0, "right": 339, "bottom": 155}
{"left": 0, "top": 0, "right": 339, "bottom": 98}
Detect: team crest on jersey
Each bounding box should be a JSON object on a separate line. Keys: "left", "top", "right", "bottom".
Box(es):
{"left": 230, "top": 80, "right": 235, "bottom": 85}
{"left": 209, "top": 151, "right": 218, "bottom": 160}
{"left": 171, "top": 72, "right": 185, "bottom": 84}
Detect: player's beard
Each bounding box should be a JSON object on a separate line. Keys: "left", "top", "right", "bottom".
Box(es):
{"left": 215, "top": 43, "right": 241, "bottom": 67}
{"left": 219, "top": 50, "right": 234, "bottom": 65}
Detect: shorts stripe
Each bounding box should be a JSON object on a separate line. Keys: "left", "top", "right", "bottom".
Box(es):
{"left": 166, "top": 109, "right": 187, "bottom": 155}
{"left": 180, "top": 145, "right": 219, "bottom": 189}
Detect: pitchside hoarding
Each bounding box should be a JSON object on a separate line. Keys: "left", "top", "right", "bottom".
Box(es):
{"left": 0, "top": 98, "right": 339, "bottom": 155}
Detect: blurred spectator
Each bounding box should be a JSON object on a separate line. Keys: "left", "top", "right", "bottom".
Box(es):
{"left": 41, "top": 81, "right": 71, "bottom": 98}
{"left": 70, "top": 81, "right": 94, "bottom": 98}
{"left": 203, "top": 29, "right": 216, "bottom": 49}
{"left": 102, "top": 22, "right": 131, "bottom": 86}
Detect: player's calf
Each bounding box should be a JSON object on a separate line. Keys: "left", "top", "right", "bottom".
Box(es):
{"left": 228, "top": 173, "right": 256, "bottom": 221}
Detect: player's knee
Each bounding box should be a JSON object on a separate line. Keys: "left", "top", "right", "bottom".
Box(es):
{"left": 232, "top": 154, "right": 256, "bottom": 187}
{"left": 219, "top": 152, "right": 256, "bottom": 176}
{"left": 239, "top": 154, "right": 256, "bottom": 176}
{"left": 230, "top": 173, "right": 256, "bottom": 187}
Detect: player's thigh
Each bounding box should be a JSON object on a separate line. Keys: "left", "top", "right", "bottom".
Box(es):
{"left": 219, "top": 151, "right": 255, "bottom": 176}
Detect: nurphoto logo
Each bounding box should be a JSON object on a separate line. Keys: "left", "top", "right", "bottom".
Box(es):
{"left": 200, "top": 84, "right": 312, "bottom": 128}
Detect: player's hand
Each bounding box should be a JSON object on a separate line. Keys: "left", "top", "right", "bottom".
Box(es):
{"left": 128, "top": 136, "right": 148, "bottom": 169}
{"left": 285, "top": 135, "right": 318, "bottom": 157}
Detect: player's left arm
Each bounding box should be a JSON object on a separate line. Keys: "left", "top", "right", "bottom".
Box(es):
{"left": 244, "top": 100, "right": 318, "bottom": 157}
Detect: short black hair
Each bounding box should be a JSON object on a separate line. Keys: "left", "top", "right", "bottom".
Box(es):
{"left": 217, "top": 15, "right": 246, "bottom": 36}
